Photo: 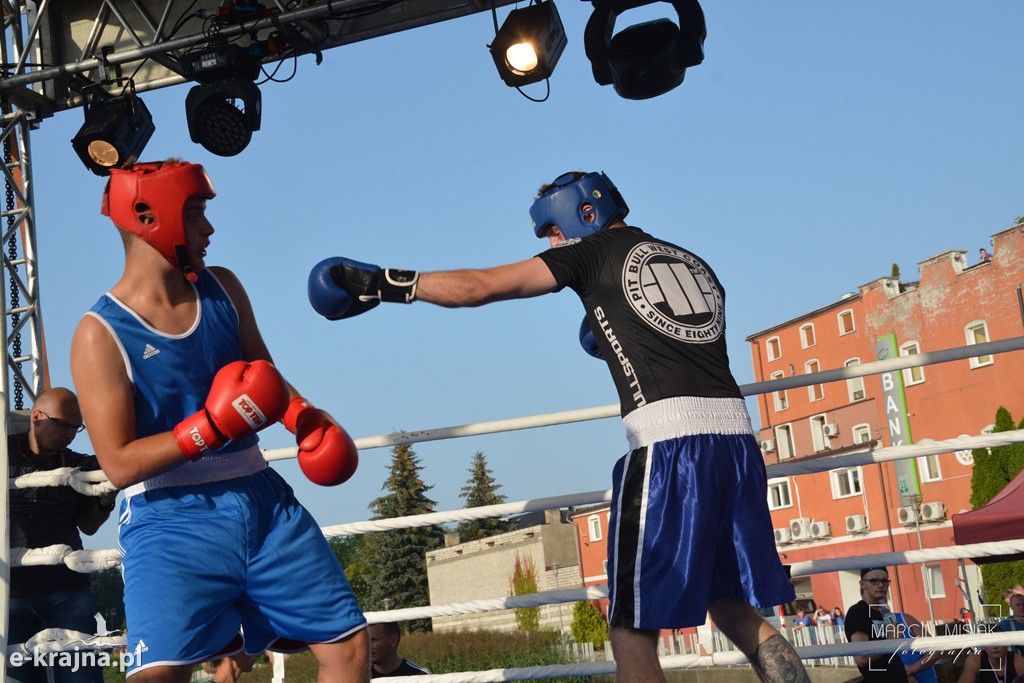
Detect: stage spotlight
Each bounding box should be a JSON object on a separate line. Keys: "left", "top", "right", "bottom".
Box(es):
{"left": 584, "top": 0, "right": 706, "bottom": 100}
{"left": 489, "top": 0, "right": 567, "bottom": 88}
{"left": 71, "top": 92, "right": 155, "bottom": 176}
{"left": 183, "top": 43, "right": 262, "bottom": 157}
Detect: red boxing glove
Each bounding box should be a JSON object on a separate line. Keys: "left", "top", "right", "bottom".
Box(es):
{"left": 283, "top": 398, "right": 359, "bottom": 486}
{"left": 174, "top": 360, "right": 290, "bottom": 461}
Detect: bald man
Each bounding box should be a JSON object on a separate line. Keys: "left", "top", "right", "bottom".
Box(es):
{"left": 7, "top": 387, "right": 117, "bottom": 683}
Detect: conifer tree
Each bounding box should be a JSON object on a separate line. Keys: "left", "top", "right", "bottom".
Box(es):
{"left": 362, "top": 440, "right": 444, "bottom": 630}
{"left": 457, "top": 451, "right": 514, "bottom": 542}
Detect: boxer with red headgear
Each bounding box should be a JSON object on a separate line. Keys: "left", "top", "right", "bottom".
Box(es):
{"left": 102, "top": 161, "right": 216, "bottom": 282}
{"left": 71, "top": 160, "right": 367, "bottom": 682}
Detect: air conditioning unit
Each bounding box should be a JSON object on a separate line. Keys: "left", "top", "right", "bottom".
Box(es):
{"left": 846, "top": 514, "right": 870, "bottom": 534}
{"left": 897, "top": 505, "right": 919, "bottom": 525}
{"left": 760, "top": 439, "right": 776, "bottom": 452}
{"left": 823, "top": 423, "right": 840, "bottom": 438}
{"left": 774, "top": 527, "right": 793, "bottom": 545}
{"left": 790, "top": 517, "right": 812, "bottom": 541}
{"left": 810, "top": 520, "right": 832, "bottom": 539}
{"left": 920, "top": 501, "right": 947, "bottom": 522}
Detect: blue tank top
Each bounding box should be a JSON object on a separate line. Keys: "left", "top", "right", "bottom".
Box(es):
{"left": 87, "top": 269, "right": 266, "bottom": 493}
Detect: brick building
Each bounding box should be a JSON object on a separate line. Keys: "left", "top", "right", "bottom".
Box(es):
{"left": 746, "top": 222, "right": 1024, "bottom": 624}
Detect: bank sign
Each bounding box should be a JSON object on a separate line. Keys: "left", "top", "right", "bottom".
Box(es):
{"left": 875, "top": 333, "right": 920, "bottom": 501}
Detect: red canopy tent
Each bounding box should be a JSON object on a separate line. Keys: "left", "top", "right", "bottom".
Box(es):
{"left": 952, "top": 468, "right": 1024, "bottom": 563}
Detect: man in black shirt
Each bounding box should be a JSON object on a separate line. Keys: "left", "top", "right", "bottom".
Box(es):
{"left": 368, "top": 623, "right": 429, "bottom": 678}
{"left": 845, "top": 567, "right": 911, "bottom": 682}
{"left": 7, "top": 387, "right": 117, "bottom": 683}
{"left": 308, "top": 171, "right": 809, "bottom": 683}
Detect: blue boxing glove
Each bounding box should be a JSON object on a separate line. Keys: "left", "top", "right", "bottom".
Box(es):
{"left": 579, "top": 316, "right": 604, "bottom": 360}
{"left": 308, "top": 257, "right": 419, "bottom": 320}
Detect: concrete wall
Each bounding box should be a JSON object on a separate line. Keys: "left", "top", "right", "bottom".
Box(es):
{"left": 426, "top": 510, "right": 582, "bottom": 633}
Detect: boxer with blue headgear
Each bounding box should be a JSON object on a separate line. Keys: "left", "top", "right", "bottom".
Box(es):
{"left": 529, "top": 171, "right": 629, "bottom": 240}
{"left": 310, "top": 167, "right": 810, "bottom": 683}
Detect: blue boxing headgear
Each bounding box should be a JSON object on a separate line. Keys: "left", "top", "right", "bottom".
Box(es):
{"left": 530, "top": 171, "right": 629, "bottom": 239}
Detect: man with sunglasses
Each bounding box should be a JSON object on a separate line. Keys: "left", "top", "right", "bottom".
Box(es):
{"left": 308, "top": 170, "right": 809, "bottom": 683}
{"left": 7, "top": 387, "right": 117, "bottom": 683}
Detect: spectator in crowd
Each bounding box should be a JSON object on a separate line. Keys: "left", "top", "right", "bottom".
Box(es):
{"left": 814, "top": 607, "right": 832, "bottom": 627}
{"left": 832, "top": 607, "right": 845, "bottom": 628}
{"left": 999, "top": 594, "right": 1024, "bottom": 657}
{"left": 793, "top": 609, "right": 817, "bottom": 645}
{"left": 958, "top": 634, "right": 1024, "bottom": 683}
{"left": 979, "top": 248, "right": 992, "bottom": 263}
{"left": 7, "top": 387, "right": 117, "bottom": 683}
{"left": 368, "top": 623, "right": 429, "bottom": 678}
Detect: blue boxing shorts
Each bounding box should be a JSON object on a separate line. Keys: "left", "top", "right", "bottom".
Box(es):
{"left": 118, "top": 468, "right": 365, "bottom": 676}
{"left": 608, "top": 397, "right": 795, "bottom": 630}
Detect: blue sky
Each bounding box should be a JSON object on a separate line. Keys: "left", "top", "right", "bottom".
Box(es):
{"left": 23, "top": 2, "right": 1022, "bottom": 551}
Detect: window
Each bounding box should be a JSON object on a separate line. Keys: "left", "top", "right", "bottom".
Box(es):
{"left": 852, "top": 423, "right": 872, "bottom": 444}
{"left": 805, "top": 359, "right": 824, "bottom": 401}
{"left": 775, "top": 424, "right": 795, "bottom": 460}
{"left": 810, "top": 414, "right": 828, "bottom": 452}
{"left": 900, "top": 341, "right": 925, "bottom": 385}
{"left": 587, "top": 515, "right": 603, "bottom": 542}
{"left": 800, "top": 324, "right": 816, "bottom": 349}
{"left": 966, "top": 320, "right": 993, "bottom": 368}
{"left": 846, "top": 358, "right": 865, "bottom": 401}
{"left": 838, "top": 309, "right": 856, "bottom": 335}
{"left": 767, "top": 336, "right": 782, "bottom": 361}
{"left": 926, "top": 565, "right": 945, "bottom": 598}
{"left": 830, "top": 467, "right": 862, "bottom": 498}
{"left": 602, "top": 559, "right": 608, "bottom": 573}
{"left": 918, "top": 454, "right": 942, "bottom": 482}
{"left": 767, "top": 478, "right": 792, "bottom": 510}
{"left": 771, "top": 371, "right": 788, "bottom": 411}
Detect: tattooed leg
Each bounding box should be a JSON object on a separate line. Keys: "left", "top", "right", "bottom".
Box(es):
{"left": 750, "top": 634, "right": 811, "bottom": 683}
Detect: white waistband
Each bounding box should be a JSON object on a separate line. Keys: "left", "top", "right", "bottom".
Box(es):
{"left": 622, "top": 396, "right": 754, "bottom": 450}
{"left": 124, "top": 443, "right": 268, "bottom": 498}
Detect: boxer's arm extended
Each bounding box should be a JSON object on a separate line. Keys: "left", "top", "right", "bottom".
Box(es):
{"left": 415, "top": 258, "right": 559, "bottom": 307}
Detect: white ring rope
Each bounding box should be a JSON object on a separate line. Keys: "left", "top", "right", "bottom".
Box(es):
{"left": 363, "top": 586, "right": 610, "bottom": 624}
{"left": 7, "top": 629, "right": 126, "bottom": 658}
{"left": 10, "top": 544, "right": 122, "bottom": 571}
{"left": 348, "top": 631, "right": 1024, "bottom": 682}
{"left": 768, "top": 431, "right": 1023, "bottom": 477}
{"left": 321, "top": 490, "right": 612, "bottom": 537}
{"left": 9, "top": 467, "right": 115, "bottom": 495}
{"left": 788, "top": 539, "right": 1024, "bottom": 578}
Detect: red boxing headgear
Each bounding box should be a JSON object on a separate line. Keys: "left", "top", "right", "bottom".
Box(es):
{"left": 102, "top": 161, "right": 216, "bottom": 281}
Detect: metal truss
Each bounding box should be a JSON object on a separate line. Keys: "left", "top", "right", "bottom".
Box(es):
{"left": 2, "top": 1, "right": 47, "bottom": 409}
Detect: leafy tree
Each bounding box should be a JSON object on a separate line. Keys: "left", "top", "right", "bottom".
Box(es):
{"left": 570, "top": 600, "right": 608, "bottom": 650}
{"left": 891, "top": 263, "right": 900, "bottom": 279}
{"left": 91, "top": 567, "right": 125, "bottom": 631}
{"left": 362, "top": 440, "right": 444, "bottom": 631}
{"left": 970, "top": 408, "right": 1024, "bottom": 600}
{"left": 457, "top": 451, "right": 514, "bottom": 542}
{"left": 329, "top": 535, "right": 371, "bottom": 607}
{"left": 509, "top": 551, "right": 541, "bottom": 633}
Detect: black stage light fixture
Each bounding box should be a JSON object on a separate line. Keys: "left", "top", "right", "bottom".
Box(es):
{"left": 489, "top": 0, "right": 567, "bottom": 88}
{"left": 183, "top": 43, "right": 262, "bottom": 157}
{"left": 71, "top": 91, "right": 155, "bottom": 176}
{"left": 584, "top": 0, "right": 706, "bottom": 100}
